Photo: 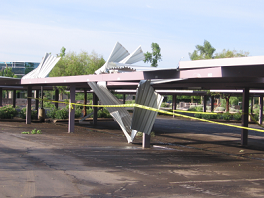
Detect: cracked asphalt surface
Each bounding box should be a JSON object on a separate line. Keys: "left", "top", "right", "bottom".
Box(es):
{"left": 1, "top": 116, "right": 264, "bottom": 197}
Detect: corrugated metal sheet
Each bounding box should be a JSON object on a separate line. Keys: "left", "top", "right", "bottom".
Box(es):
{"left": 88, "top": 81, "right": 135, "bottom": 143}
{"left": 95, "top": 42, "right": 145, "bottom": 74}
{"left": 131, "top": 80, "right": 163, "bottom": 135}
{"left": 119, "top": 46, "right": 145, "bottom": 64}
{"left": 22, "top": 53, "right": 60, "bottom": 79}
{"left": 107, "top": 42, "right": 129, "bottom": 63}
{"left": 110, "top": 111, "right": 132, "bottom": 142}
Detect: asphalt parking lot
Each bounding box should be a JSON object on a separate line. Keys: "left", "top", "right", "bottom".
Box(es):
{"left": 1, "top": 116, "right": 264, "bottom": 197}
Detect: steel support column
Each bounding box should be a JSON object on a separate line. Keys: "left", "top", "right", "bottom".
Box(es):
{"left": 55, "top": 89, "right": 59, "bottom": 109}
{"left": 40, "top": 86, "right": 44, "bottom": 108}
{"left": 172, "top": 94, "right": 177, "bottom": 118}
{"left": 93, "top": 93, "right": 98, "bottom": 126}
{"left": 68, "top": 85, "right": 76, "bottom": 133}
{"left": 203, "top": 95, "right": 207, "bottom": 112}
{"left": 83, "top": 89, "right": 87, "bottom": 116}
{"left": 35, "top": 90, "right": 39, "bottom": 111}
{"left": 251, "top": 97, "right": 254, "bottom": 114}
{"left": 0, "top": 88, "right": 2, "bottom": 106}
{"left": 26, "top": 86, "right": 32, "bottom": 124}
{"left": 142, "top": 133, "right": 150, "bottom": 148}
{"left": 242, "top": 88, "right": 249, "bottom": 146}
{"left": 123, "top": 94, "right": 126, "bottom": 104}
{"left": 12, "top": 90, "right": 16, "bottom": 108}
{"left": 259, "top": 96, "right": 263, "bottom": 125}
{"left": 211, "top": 96, "right": 214, "bottom": 112}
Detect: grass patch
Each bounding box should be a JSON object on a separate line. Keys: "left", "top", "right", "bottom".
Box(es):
{"left": 21, "top": 129, "right": 42, "bottom": 134}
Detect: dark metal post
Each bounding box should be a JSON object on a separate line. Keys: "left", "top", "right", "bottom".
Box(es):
{"left": 259, "top": 96, "right": 263, "bottom": 125}
{"left": 35, "top": 90, "right": 39, "bottom": 111}
{"left": 93, "top": 93, "right": 98, "bottom": 126}
{"left": 172, "top": 94, "right": 177, "bottom": 118}
{"left": 12, "top": 90, "right": 16, "bottom": 108}
{"left": 83, "top": 89, "right": 87, "bottom": 116}
{"left": 0, "top": 88, "right": 2, "bottom": 106}
{"left": 26, "top": 86, "right": 32, "bottom": 124}
{"left": 55, "top": 89, "right": 59, "bottom": 109}
{"left": 123, "top": 94, "right": 126, "bottom": 104}
{"left": 242, "top": 88, "right": 249, "bottom": 146}
{"left": 142, "top": 133, "right": 151, "bottom": 148}
{"left": 40, "top": 86, "right": 44, "bottom": 108}
{"left": 211, "top": 96, "right": 214, "bottom": 112}
{"left": 203, "top": 95, "right": 207, "bottom": 112}
{"left": 68, "top": 85, "right": 76, "bottom": 133}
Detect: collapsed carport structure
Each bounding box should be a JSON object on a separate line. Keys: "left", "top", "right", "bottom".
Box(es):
{"left": 16, "top": 53, "right": 264, "bottom": 147}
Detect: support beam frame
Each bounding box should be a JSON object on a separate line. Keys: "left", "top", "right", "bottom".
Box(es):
{"left": 68, "top": 85, "right": 76, "bottom": 133}
{"left": 142, "top": 133, "right": 151, "bottom": 148}
{"left": 203, "top": 95, "right": 207, "bottom": 112}
{"left": 172, "top": 94, "right": 177, "bottom": 118}
{"left": 93, "top": 93, "right": 98, "bottom": 126}
{"left": 26, "top": 86, "right": 32, "bottom": 124}
{"left": 241, "top": 88, "right": 249, "bottom": 146}
{"left": 259, "top": 96, "right": 263, "bottom": 125}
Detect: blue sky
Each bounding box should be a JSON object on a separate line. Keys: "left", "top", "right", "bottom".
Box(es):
{"left": 1, "top": 0, "right": 264, "bottom": 68}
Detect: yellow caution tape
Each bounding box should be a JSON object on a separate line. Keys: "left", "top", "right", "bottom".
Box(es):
{"left": 173, "top": 109, "right": 218, "bottom": 114}
{"left": 28, "top": 97, "right": 264, "bottom": 133}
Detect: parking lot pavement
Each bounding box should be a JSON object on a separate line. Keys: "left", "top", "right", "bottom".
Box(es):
{"left": 1, "top": 118, "right": 264, "bottom": 197}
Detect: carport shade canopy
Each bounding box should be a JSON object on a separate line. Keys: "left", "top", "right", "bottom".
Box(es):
{"left": 2, "top": 55, "right": 264, "bottom": 146}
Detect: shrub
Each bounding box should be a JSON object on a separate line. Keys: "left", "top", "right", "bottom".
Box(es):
{"left": 195, "top": 106, "right": 203, "bottom": 112}
{"left": 188, "top": 107, "right": 197, "bottom": 111}
{"left": 86, "top": 108, "right": 94, "bottom": 118}
{"left": 46, "top": 107, "right": 57, "bottom": 119}
{"left": 125, "top": 100, "right": 135, "bottom": 104}
{"left": 18, "top": 107, "right": 37, "bottom": 119}
{"left": 98, "top": 108, "right": 112, "bottom": 118}
{"left": 253, "top": 107, "right": 260, "bottom": 115}
{"left": 55, "top": 108, "right": 68, "bottom": 119}
{"left": 194, "top": 113, "right": 202, "bottom": 118}
{"left": 233, "top": 113, "right": 242, "bottom": 121}
{"left": 84, "top": 108, "right": 112, "bottom": 118}
{"left": 43, "top": 101, "right": 55, "bottom": 108}
{"left": 161, "top": 102, "right": 170, "bottom": 108}
{"left": 0, "top": 105, "right": 18, "bottom": 119}
{"left": 222, "top": 113, "right": 233, "bottom": 120}
{"left": 209, "top": 114, "right": 219, "bottom": 119}
{"left": 253, "top": 113, "right": 259, "bottom": 122}
{"left": 75, "top": 106, "right": 82, "bottom": 118}
{"left": 201, "top": 114, "right": 211, "bottom": 119}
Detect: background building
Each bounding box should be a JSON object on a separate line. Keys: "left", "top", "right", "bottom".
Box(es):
{"left": 0, "top": 61, "right": 40, "bottom": 78}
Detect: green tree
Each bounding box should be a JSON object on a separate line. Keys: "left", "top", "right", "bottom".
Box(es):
{"left": 49, "top": 47, "right": 105, "bottom": 94}
{"left": 189, "top": 40, "right": 249, "bottom": 60}
{"left": 189, "top": 40, "right": 216, "bottom": 60}
{"left": 0, "top": 67, "right": 17, "bottom": 78}
{"left": 0, "top": 66, "right": 17, "bottom": 98}
{"left": 214, "top": 49, "right": 249, "bottom": 58}
{"left": 50, "top": 49, "right": 105, "bottom": 77}
{"left": 144, "top": 43, "right": 162, "bottom": 67}
{"left": 59, "top": 47, "right": 66, "bottom": 57}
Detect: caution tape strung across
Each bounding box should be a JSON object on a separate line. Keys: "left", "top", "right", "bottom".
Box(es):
{"left": 28, "top": 97, "right": 264, "bottom": 133}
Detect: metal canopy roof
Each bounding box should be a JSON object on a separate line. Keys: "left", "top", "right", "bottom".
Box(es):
{"left": 0, "top": 54, "right": 261, "bottom": 93}
{"left": 179, "top": 55, "right": 264, "bottom": 69}
{"left": 18, "top": 63, "right": 264, "bottom": 90}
